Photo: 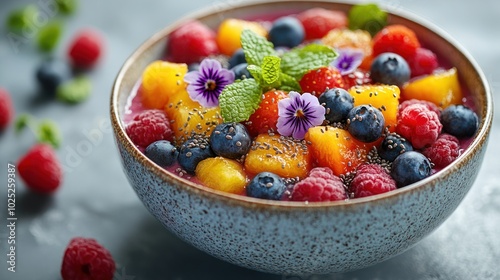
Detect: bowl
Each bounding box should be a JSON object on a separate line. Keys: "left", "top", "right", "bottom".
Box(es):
{"left": 110, "top": 0, "right": 493, "bottom": 275}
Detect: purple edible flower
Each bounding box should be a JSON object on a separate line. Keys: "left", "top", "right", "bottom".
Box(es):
{"left": 277, "top": 91, "right": 325, "bottom": 140}
{"left": 331, "top": 48, "right": 364, "bottom": 75}
{"left": 184, "top": 58, "right": 235, "bottom": 107}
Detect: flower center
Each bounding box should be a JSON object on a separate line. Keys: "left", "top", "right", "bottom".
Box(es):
{"left": 205, "top": 80, "right": 217, "bottom": 91}
{"left": 295, "top": 109, "right": 305, "bottom": 118}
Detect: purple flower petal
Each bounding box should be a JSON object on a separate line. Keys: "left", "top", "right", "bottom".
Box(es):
{"left": 331, "top": 48, "right": 365, "bottom": 75}
{"left": 183, "top": 58, "right": 235, "bottom": 107}
{"left": 277, "top": 91, "right": 325, "bottom": 140}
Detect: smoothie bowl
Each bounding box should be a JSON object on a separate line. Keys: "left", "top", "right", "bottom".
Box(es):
{"left": 110, "top": 0, "right": 492, "bottom": 275}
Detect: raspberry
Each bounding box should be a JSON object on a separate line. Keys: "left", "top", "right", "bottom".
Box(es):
{"left": 68, "top": 29, "right": 103, "bottom": 69}
{"left": 342, "top": 69, "right": 371, "bottom": 90}
{"left": 396, "top": 103, "right": 442, "bottom": 149}
{"left": 18, "top": 144, "right": 62, "bottom": 194}
{"left": 423, "top": 134, "right": 461, "bottom": 168}
{"left": 61, "top": 237, "right": 115, "bottom": 280}
{"left": 291, "top": 167, "right": 347, "bottom": 202}
{"left": 350, "top": 164, "right": 397, "bottom": 198}
{"left": 244, "top": 90, "right": 287, "bottom": 136}
{"left": 399, "top": 99, "right": 441, "bottom": 117}
{"left": 407, "top": 47, "right": 438, "bottom": 77}
{"left": 372, "top": 25, "right": 420, "bottom": 61}
{"left": 167, "top": 20, "right": 219, "bottom": 64}
{"left": 0, "top": 88, "right": 14, "bottom": 130}
{"left": 296, "top": 8, "right": 347, "bottom": 40}
{"left": 299, "top": 67, "right": 344, "bottom": 97}
{"left": 126, "top": 109, "right": 173, "bottom": 148}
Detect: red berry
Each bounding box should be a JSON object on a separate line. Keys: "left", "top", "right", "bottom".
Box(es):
{"left": 68, "top": 29, "right": 103, "bottom": 69}
{"left": 18, "top": 144, "right": 62, "bottom": 194}
{"left": 296, "top": 8, "right": 347, "bottom": 40}
{"left": 396, "top": 103, "right": 442, "bottom": 149}
{"left": 299, "top": 66, "right": 345, "bottom": 97}
{"left": 423, "top": 134, "right": 460, "bottom": 168}
{"left": 407, "top": 47, "right": 438, "bottom": 77}
{"left": 350, "top": 164, "right": 397, "bottom": 198}
{"left": 61, "top": 237, "right": 115, "bottom": 280}
{"left": 0, "top": 88, "right": 14, "bottom": 130}
{"left": 372, "top": 25, "right": 420, "bottom": 61}
{"left": 126, "top": 109, "right": 173, "bottom": 148}
{"left": 167, "top": 20, "right": 219, "bottom": 64}
{"left": 291, "top": 167, "right": 347, "bottom": 202}
{"left": 399, "top": 99, "right": 441, "bottom": 117}
{"left": 244, "top": 90, "right": 287, "bottom": 136}
{"left": 341, "top": 69, "right": 371, "bottom": 90}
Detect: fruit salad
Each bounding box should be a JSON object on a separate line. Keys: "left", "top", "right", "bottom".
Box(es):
{"left": 123, "top": 4, "right": 479, "bottom": 202}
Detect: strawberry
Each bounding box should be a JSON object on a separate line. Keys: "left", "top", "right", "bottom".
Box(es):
{"left": 296, "top": 8, "right": 347, "bottom": 40}
{"left": 342, "top": 69, "right": 371, "bottom": 90}
{"left": 18, "top": 144, "right": 62, "bottom": 194}
{"left": 167, "top": 20, "right": 219, "bottom": 64}
{"left": 299, "top": 67, "right": 344, "bottom": 97}
{"left": 68, "top": 29, "right": 103, "bottom": 69}
{"left": 0, "top": 88, "right": 14, "bottom": 130}
{"left": 372, "top": 24, "right": 420, "bottom": 61}
{"left": 244, "top": 90, "right": 287, "bottom": 137}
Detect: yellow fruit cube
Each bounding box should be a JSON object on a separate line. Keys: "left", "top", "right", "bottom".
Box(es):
{"left": 402, "top": 67, "right": 463, "bottom": 108}
{"left": 141, "top": 60, "right": 188, "bottom": 109}
{"left": 196, "top": 157, "right": 247, "bottom": 194}
{"left": 216, "top": 18, "right": 268, "bottom": 56}
{"left": 244, "top": 134, "right": 312, "bottom": 179}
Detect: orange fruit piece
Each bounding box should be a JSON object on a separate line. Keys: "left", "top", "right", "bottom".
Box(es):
{"left": 165, "top": 89, "right": 222, "bottom": 145}
{"left": 244, "top": 134, "right": 312, "bottom": 179}
{"left": 141, "top": 60, "right": 188, "bottom": 109}
{"left": 216, "top": 18, "right": 268, "bottom": 56}
{"left": 305, "top": 127, "right": 374, "bottom": 176}
{"left": 322, "top": 29, "right": 372, "bottom": 59}
{"left": 196, "top": 157, "right": 247, "bottom": 195}
{"left": 348, "top": 85, "right": 400, "bottom": 132}
{"left": 402, "top": 68, "right": 462, "bottom": 108}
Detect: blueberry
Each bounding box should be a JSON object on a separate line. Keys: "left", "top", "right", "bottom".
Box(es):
{"left": 370, "top": 52, "right": 410, "bottom": 87}
{"left": 210, "top": 122, "right": 252, "bottom": 159}
{"left": 347, "top": 105, "right": 385, "bottom": 143}
{"left": 36, "top": 58, "right": 72, "bottom": 94}
{"left": 318, "top": 88, "right": 354, "bottom": 124}
{"left": 145, "top": 140, "right": 178, "bottom": 167}
{"left": 378, "top": 133, "right": 413, "bottom": 162}
{"left": 231, "top": 63, "right": 252, "bottom": 80}
{"left": 440, "top": 105, "right": 478, "bottom": 138}
{"left": 178, "top": 136, "right": 215, "bottom": 174}
{"left": 228, "top": 48, "right": 246, "bottom": 69}
{"left": 188, "top": 63, "right": 200, "bottom": 72}
{"left": 391, "top": 151, "right": 432, "bottom": 188}
{"left": 269, "top": 16, "right": 305, "bottom": 48}
{"left": 246, "top": 172, "right": 286, "bottom": 200}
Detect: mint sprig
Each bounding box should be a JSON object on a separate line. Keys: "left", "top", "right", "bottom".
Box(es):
{"left": 57, "top": 76, "right": 92, "bottom": 104}
{"left": 280, "top": 44, "right": 338, "bottom": 80}
{"left": 219, "top": 78, "right": 262, "bottom": 122}
{"left": 14, "top": 114, "right": 62, "bottom": 149}
{"left": 241, "top": 29, "right": 277, "bottom": 66}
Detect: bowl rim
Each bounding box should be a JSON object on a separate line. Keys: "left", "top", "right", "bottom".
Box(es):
{"left": 110, "top": 0, "right": 493, "bottom": 210}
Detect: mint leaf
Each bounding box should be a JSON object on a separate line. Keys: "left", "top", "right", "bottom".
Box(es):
{"left": 348, "top": 3, "right": 387, "bottom": 36}
{"left": 280, "top": 44, "right": 337, "bottom": 80}
{"left": 219, "top": 78, "right": 263, "bottom": 122}
{"left": 37, "top": 120, "right": 62, "bottom": 148}
{"left": 279, "top": 73, "right": 302, "bottom": 92}
{"left": 37, "top": 21, "right": 63, "bottom": 52}
{"left": 55, "top": 0, "right": 79, "bottom": 15}
{"left": 14, "top": 113, "right": 34, "bottom": 134}
{"left": 241, "top": 29, "right": 277, "bottom": 66}
{"left": 261, "top": 56, "right": 281, "bottom": 88}
{"left": 57, "top": 76, "right": 92, "bottom": 103}
{"left": 247, "top": 64, "right": 263, "bottom": 85}
{"left": 6, "top": 5, "right": 38, "bottom": 33}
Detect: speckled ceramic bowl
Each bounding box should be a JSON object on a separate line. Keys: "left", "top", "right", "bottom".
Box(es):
{"left": 111, "top": 0, "right": 493, "bottom": 275}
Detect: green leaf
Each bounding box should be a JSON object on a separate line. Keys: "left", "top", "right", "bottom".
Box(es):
{"left": 280, "top": 44, "right": 338, "bottom": 80}
{"left": 219, "top": 79, "right": 263, "bottom": 122}
{"left": 56, "top": 76, "right": 92, "bottom": 104}
{"left": 278, "top": 73, "right": 302, "bottom": 92}
{"left": 247, "top": 64, "right": 263, "bottom": 85}
{"left": 37, "top": 120, "right": 62, "bottom": 148}
{"left": 55, "top": 0, "right": 79, "bottom": 15}
{"left": 241, "top": 29, "right": 277, "bottom": 66}
{"left": 37, "top": 21, "right": 63, "bottom": 52}
{"left": 261, "top": 56, "right": 281, "bottom": 87}
{"left": 14, "top": 113, "right": 34, "bottom": 134}
{"left": 348, "top": 3, "right": 387, "bottom": 36}
{"left": 5, "top": 5, "right": 38, "bottom": 33}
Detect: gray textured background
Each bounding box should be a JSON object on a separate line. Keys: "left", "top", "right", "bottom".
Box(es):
{"left": 0, "top": 0, "right": 499, "bottom": 279}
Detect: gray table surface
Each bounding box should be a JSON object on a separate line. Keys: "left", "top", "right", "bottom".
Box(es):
{"left": 1, "top": 0, "right": 499, "bottom": 279}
